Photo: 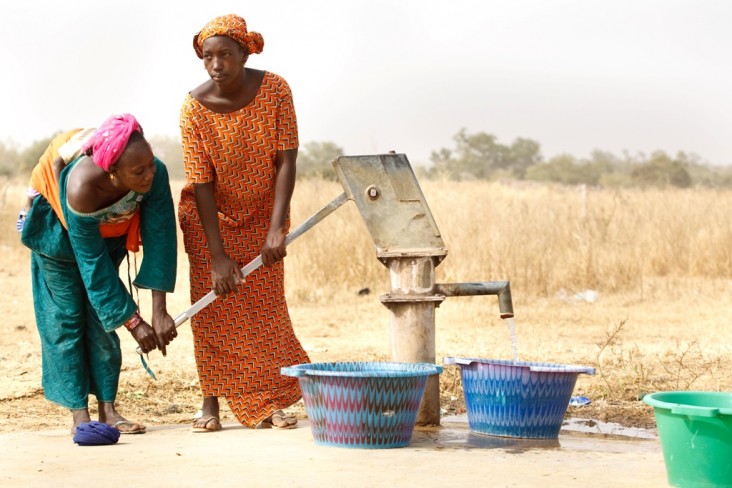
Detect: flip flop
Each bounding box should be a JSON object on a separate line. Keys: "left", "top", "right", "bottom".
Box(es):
{"left": 192, "top": 416, "right": 222, "bottom": 433}
{"left": 112, "top": 420, "right": 147, "bottom": 435}
{"left": 256, "top": 410, "right": 297, "bottom": 430}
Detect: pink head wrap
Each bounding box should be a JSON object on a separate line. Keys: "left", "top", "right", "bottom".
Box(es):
{"left": 193, "top": 14, "right": 264, "bottom": 59}
{"left": 81, "top": 114, "right": 142, "bottom": 172}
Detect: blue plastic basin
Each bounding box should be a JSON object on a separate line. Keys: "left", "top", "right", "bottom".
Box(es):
{"left": 444, "top": 357, "right": 595, "bottom": 439}
{"left": 282, "top": 361, "right": 442, "bottom": 448}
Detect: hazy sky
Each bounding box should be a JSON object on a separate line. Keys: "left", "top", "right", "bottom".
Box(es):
{"left": 3, "top": 0, "right": 731, "bottom": 166}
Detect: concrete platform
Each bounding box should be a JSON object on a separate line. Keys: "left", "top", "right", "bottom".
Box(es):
{"left": 0, "top": 416, "right": 668, "bottom": 487}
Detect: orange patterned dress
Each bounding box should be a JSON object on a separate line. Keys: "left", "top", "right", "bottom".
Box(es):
{"left": 178, "top": 71, "right": 310, "bottom": 428}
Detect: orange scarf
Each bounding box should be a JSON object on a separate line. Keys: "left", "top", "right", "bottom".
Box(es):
{"left": 29, "top": 130, "right": 141, "bottom": 252}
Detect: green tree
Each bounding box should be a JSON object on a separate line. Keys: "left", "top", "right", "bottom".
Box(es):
{"left": 674, "top": 151, "right": 732, "bottom": 187}
{"left": 525, "top": 153, "right": 611, "bottom": 186}
{"left": 461, "top": 130, "right": 507, "bottom": 179}
{"left": 297, "top": 141, "right": 344, "bottom": 180}
{"left": 148, "top": 135, "right": 184, "bottom": 180}
{"left": 0, "top": 141, "right": 21, "bottom": 177}
{"left": 587, "top": 149, "right": 620, "bottom": 173}
{"left": 427, "top": 130, "right": 732, "bottom": 188}
{"left": 507, "top": 137, "right": 542, "bottom": 178}
{"left": 18, "top": 135, "right": 56, "bottom": 176}
{"left": 631, "top": 151, "right": 692, "bottom": 188}
{"left": 428, "top": 129, "right": 503, "bottom": 180}
{"left": 428, "top": 129, "right": 542, "bottom": 180}
{"left": 428, "top": 147, "right": 458, "bottom": 179}
{"left": 525, "top": 154, "right": 580, "bottom": 184}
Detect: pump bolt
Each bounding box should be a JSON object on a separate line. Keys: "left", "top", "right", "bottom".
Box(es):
{"left": 366, "top": 185, "right": 380, "bottom": 200}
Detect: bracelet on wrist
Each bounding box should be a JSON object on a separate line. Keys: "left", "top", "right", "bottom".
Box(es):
{"left": 124, "top": 312, "right": 142, "bottom": 331}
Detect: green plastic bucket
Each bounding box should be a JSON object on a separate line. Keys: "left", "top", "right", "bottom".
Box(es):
{"left": 643, "top": 391, "right": 732, "bottom": 488}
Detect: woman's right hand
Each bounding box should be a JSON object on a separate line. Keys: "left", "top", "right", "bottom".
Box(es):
{"left": 211, "top": 253, "right": 243, "bottom": 296}
{"left": 130, "top": 321, "right": 160, "bottom": 354}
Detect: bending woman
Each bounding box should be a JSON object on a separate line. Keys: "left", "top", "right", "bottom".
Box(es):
{"left": 179, "top": 14, "right": 309, "bottom": 432}
{"left": 20, "top": 114, "right": 178, "bottom": 434}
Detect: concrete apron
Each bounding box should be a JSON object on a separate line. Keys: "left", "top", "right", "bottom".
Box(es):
{"left": 0, "top": 416, "right": 668, "bottom": 488}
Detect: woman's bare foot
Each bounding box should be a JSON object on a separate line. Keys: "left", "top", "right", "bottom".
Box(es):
{"left": 70, "top": 408, "right": 91, "bottom": 435}
{"left": 97, "top": 401, "right": 146, "bottom": 434}
{"left": 192, "top": 396, "right": 221, "bottom": 432}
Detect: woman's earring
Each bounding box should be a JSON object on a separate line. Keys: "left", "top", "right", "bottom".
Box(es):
{"left": 109, "top": 172, "right": 118, "bottom": 184}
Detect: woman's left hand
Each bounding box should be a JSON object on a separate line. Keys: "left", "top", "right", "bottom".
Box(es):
{"left": 151, "top": 310, "right": 177, "bottom": 357}
{"left": 130, "top": 320, "right": 160, "bottom": 354}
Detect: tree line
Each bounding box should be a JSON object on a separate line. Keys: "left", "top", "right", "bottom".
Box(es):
{"left": 4, "top": 128, "right": 732, "bottom": 188}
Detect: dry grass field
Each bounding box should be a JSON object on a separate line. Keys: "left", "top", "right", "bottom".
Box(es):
{"left": 1, "top": 174, "right": 731, "bottom": 433}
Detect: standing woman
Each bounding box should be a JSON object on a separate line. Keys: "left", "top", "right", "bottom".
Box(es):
{"left": 20, "top": 114, "right": 178, "bottom": 434}
{"left": 179, "top": 14, "right": 309, "bottom": 432}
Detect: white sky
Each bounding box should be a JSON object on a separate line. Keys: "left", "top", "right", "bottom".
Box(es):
{"left": 2, "top": 0, "right": 731, "bottom": 166}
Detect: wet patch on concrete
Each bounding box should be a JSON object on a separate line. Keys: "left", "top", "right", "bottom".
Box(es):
{"left": 561, "top": 417, "right": 657, "bottom": 439}
{"left": 409, "top": 414, "right": 659, "bottom": 454}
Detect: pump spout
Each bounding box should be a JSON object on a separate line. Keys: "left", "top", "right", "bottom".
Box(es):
{"left": 434, "top": 281, "right": 514, "bottom": 319}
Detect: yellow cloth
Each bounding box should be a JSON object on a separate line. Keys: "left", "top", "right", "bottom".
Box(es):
{"left": 29, "top": 129, "right": 82, "bottom": 229}
{"left": 28, "top": 129, "right": 141, "bottom": 251}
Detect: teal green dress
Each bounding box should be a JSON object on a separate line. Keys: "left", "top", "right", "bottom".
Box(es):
{"left": 21, "top": 157, "right": 177, "bottom": 409}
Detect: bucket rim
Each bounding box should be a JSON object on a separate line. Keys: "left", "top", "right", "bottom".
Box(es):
{"left": 443, "top": 357, "right": 595, "bottom": 375}
{"left": 281, "top": 361, "right": 443, "bottom": 378}
{"left": 643, "top": 391, "right": 732, "bottom": 417}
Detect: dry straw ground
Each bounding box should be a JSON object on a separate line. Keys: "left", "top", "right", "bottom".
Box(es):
{"left": 1, "top": 175, "right": 730, "bottom": 432}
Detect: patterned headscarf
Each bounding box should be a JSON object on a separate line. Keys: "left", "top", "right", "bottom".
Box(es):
{"left": 81, "top": 114, "right": 142, "bottom": 172}
{"left": 193, "top": 14, "right": 264, "bottom": 59}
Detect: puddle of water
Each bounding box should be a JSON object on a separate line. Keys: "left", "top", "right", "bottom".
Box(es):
{"left": 440, "top": 414, "right": 657, "bottom": 440}
{"left": 413, "top": 422, "right": 561, "bottom": 453}
{"left": 464, "top": 432, "right": 560, "bottom": 452}
{"left": 561, "top": 417, "right": 657, "bottom": 439}
{"left": 411, "top": 416, "right": 659, "bottom": 455}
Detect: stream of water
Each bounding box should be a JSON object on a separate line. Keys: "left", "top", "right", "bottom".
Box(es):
{"left": 505, "top": 316, "right": 520, "bottom": 362}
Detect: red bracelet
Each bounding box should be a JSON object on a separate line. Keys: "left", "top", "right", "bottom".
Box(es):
{"left": 124, "top": 312, "right": 142, "bottom": 331}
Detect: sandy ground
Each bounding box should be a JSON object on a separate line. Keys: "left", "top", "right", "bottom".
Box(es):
{"left": 0, "top": 418, "right": 669, "bottom": 488}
